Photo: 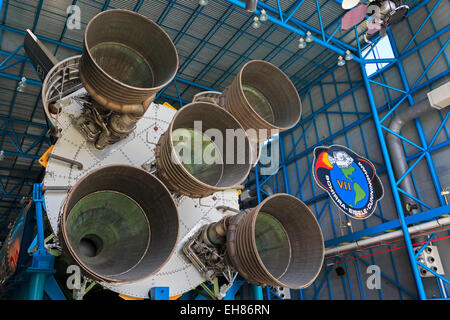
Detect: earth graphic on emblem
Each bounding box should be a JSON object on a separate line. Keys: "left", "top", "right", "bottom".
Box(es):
{"left": 330, "top": 162, "right": 369, "bottom": 209}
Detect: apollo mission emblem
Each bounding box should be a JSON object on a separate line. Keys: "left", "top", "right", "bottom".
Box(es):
{"left": 312, "top": 145, "right": 383, "bottom": 219}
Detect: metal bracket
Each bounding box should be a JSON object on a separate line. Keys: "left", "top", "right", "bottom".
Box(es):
{"left": 417, "top": 245, "right": 445, "bottom": 278}
{"left": 273, "top": 286, "right": 291, "bottom": 300}
{"left": 216, "top": 205, "right": 241, "bottom": 214}
{"left": 182, "top": 225, "right": 237, "bottom": 289}
{"left": 42, "top": 185, "right": 72, "bottom": 192}
{"left": 47, "top": 153, "right": 83, "bottom": 170}
{"left": 141, "top": 160, "right": 157, "bottom": 174}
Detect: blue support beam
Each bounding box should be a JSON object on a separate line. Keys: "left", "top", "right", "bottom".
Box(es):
{"left": 133, "top": 0, "right": 145, "bottom": 12}
{"left": 246, "top": 0, "right": 449, "bottom": 301}
{"left": 223, "top": 280, "right": 246, "bottom": 300}
{"left": 255, "top": 0, "right": 358, "bottom": 54}
{"left": 325, "top": 204, "right": 450, "bottom": 248}
{"left": 150, "top": 287, "right": 170, "bottom": 300}
{"left": 27, "top": 184, "right": 56, "bottom": 300}
{"left": 0, "top": 24, "right": 82, "bottom": 52}
{"left": 363, "top": 44, "right": 427, "bottom": 300}
{"left": 221, "top": 0, "right": 362, "bottom": 63}
{"left": 44, "top": 276, "right": 66, "bottom": 300}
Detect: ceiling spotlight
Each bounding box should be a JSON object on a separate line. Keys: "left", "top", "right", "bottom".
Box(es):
{"left": 199, "top": 0, "right": 208, "bottom": 6}
{"left": 298, "top": 37, "right": 306, "bottom": 49}
{"left": 305, "top": 31, "right": 313, "bottom": 43}
{"left": 344, "top": 50, "right": 353, "bottom": 61}
{"left": 252, "top": 16, "right": 261, "bottom": 29}
{"left": 337, "top": 56, "right": 346, "bottom": 67}
{"left": 16, "top": 77, "right": 27, "bottom": 92}
{"left": 259, "top": 9, "right": 268, "bottom": 22}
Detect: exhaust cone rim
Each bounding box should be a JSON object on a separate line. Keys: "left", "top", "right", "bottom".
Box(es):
{"left": 60, "top": 164, "right": 180, "bottom": 283}
{"left": 65, "top": 190, "right": 151, "bottom": 278}
{"left": 159, "top": 102, "right": 252, "bottom": 196}
{"left": 237, "top": 60, "right": 302, "bottom": 131}
{"left": 231, "top": 193, "right": 324, "bottom": 289}
{"left": 251, "top": 194, "right": 324, "bottom": 289}
{"left": 83, "top": 9, "right": 178, "bottom": 92}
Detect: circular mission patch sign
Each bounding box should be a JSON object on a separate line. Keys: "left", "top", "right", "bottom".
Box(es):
{"left": 312, "top": 145, "right": 384, "bottom": 219}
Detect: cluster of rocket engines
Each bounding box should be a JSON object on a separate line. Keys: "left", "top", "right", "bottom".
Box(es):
{"left": 40, "top": 9, "right": 325, "bottom": 295}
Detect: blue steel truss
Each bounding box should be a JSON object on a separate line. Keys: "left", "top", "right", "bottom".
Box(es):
{"left": 0, "top": 0, "right": 448, "bottom": 300}
{"left": 243, "top": 0, "right": 449, "bottom": 300}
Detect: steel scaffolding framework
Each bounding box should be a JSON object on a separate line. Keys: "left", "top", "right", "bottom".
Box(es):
{"left": 242, "top": 0, "right": 450, "bottom": 300}
{"left": 0, "top": 0, "right": 448, "bottom": 300}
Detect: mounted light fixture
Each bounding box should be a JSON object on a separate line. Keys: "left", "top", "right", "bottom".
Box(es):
{"left": 345, "top": 50, "right": 353, "bottom": 61}
{"left": 199, "top": 0, "right": 208, "bottom": 6}
{"left": 337, "top": 55, "right": 346, "bottom": 67}
{"left": 298, "top": 37, "right": 306, "bottom": 49}
{"left": 305, "top": 31, "right": 313, "bottom": 43}
{"left": 252, "top": 16, "right": 261, "bottom": 29}
{"left": 245, "top": 0, "right": 258, "bottom": 12}
{"left": 259, "top": 9, "right": 268, "bottom": 22}
{"left": 17, "top": 77, "right": 27, "bottom": 92}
